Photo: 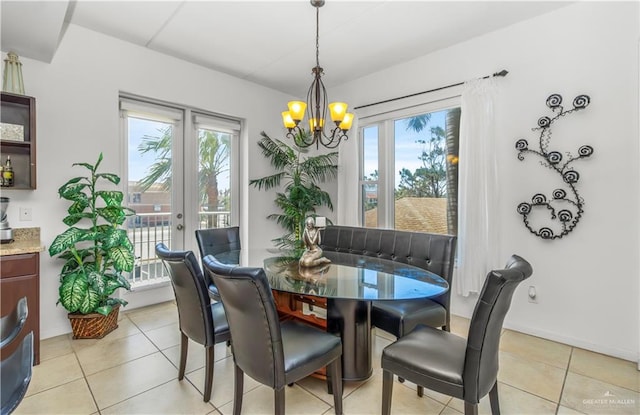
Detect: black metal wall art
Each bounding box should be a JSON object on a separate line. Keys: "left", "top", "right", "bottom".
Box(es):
{"left": 515, "top": 94, "right": 593, "bottom": 240}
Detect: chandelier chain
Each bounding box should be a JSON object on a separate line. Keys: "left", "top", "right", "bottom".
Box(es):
{"left": 315, "top": 6, "right": 320, "bottom": 68}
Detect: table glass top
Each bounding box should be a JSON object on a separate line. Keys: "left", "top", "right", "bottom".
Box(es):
{"left": 211, "top": 249, "right": 448, "bottom": 301}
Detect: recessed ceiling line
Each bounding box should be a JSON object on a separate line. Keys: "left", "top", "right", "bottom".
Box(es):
{"left": 145, "top": 1, "right": 187, "bottom": 48}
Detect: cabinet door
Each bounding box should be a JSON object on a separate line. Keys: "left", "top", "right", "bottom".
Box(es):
{"left": 1, "top": 254, "right": 40, "bottom": 364}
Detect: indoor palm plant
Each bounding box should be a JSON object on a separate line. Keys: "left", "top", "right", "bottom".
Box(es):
{"left": 250, "top": 130, "right": 338, "bottom": 254}
{"left": 49, "top": 153, "right": 135, "bottom": 338}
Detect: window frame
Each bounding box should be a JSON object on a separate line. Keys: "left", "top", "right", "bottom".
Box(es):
{"left": 357, "top": 96, "right": 461, "bottom": 231}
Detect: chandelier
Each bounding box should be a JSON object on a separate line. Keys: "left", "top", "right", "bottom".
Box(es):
{"left": 281, "top": 0, "right": 353, "bottom": 149}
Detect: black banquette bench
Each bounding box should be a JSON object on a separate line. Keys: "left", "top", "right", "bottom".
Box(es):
{"left": 320, "top": 225, "right": 457, "bottom": 336}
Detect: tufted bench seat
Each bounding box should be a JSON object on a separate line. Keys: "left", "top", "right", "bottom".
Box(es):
{"left": 320, "top": 225, "right": 457, "bottom": 335}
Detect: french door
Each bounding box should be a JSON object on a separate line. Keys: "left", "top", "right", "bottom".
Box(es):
{"left": 120, "top": 97, "right": 239, "bottom": 287}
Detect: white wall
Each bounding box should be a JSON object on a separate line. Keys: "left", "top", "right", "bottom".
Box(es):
{"left": 334, "top": 2, "right": 639, "bottom": 362}
{"left": 2, "top": 24, "right": 293, "bottom": 339}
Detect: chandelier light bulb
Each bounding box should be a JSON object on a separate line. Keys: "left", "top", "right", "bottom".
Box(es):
{"left": 309, "top": 118, "right": 325, "bottom": 131}
{"left": 287, "top": 101, "right": 307, "bottom": 121}
{"left": 339, "top": 113, "right": 354, "bottom": 131}
{"left": 328, "top": 102, "right": 348, "bottom": 122}
{"left": 282, "top": 111, "right": 296, "bottom": 129}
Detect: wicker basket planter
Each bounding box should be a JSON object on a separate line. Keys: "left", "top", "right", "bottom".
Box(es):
{"left": 68, "top": 304, "right": 120, "bottom": 339}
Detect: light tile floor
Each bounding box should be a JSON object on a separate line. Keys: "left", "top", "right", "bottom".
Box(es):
{"left": 16, "top": 302, "right": 640, "bottom": 414}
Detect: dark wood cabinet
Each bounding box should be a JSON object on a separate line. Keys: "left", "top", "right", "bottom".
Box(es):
{"left": 0, "top": 92, "right": 36, "bottom": 189}
{"left": 1, "top": 253, "right": 40, "bottom": 365}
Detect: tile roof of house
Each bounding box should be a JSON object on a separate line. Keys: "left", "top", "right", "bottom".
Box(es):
{"left": 364, "top": 197, "right": 449, "bottom": 234}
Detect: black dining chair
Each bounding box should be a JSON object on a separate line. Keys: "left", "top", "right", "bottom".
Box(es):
{"left": 155, "top": 243, "right": 231, "bottom": 402}
{"left": 1, "top": 297, "right": 28, "bottom": 348}
{"left": 371, "top": 232, "right": 457, "bottom": 337}
{"left": 1, "top": 297, "right": 33, "bottom": 415}
{"left": 370, "top": 231, "right": 456, "bottom": 395}
{"left": 203, "top": 255, "right": 344, "bottom": 415}
{"left": 381, "top": 255, "right": 533, "bottom": 415}
{"left": 195, "top": 226, "right": 241, "bottom": 301}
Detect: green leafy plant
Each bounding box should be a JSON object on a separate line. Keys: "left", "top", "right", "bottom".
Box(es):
{"left": 48, "top": 153, "right": 135, "bottom": 316}
{"left": 249, "top": 130, "right": 338, "bottom": 252}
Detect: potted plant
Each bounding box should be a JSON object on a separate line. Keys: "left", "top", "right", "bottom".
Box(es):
{"left": 48, "top": 153, "right": 135, "bottom": 339}
{"left": 249, "top": 130, "right": 338, "bottom": 254}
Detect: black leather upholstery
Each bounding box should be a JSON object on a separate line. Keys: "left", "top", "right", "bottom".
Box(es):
{"left": 195, "top": 227, "right": 241, "bottom": 301}
{"left": 1, "top": 298, "right": 33, "bottom": 415}
{"left": 203, "top": 255, "right": 344, "bottom": 415}
{"left": 155, "top": 243, "right": 230, "bottom": 402}
{"left": 0, "top": 297, "right": 27, "bottom": 348}
{"left": 381, "top": 255, "right": 533, "bottom": 415}
{"left": 320, "top": 226, "right": 456, "bottom": 335}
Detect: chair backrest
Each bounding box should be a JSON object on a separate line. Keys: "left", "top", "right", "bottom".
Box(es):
{"left": 1, "top": 331, "right": 33, "bottom": 415}
{"left": 320, "top": 226, "right": 457, "bottom": 307}
{"left": 1, "top": 297, "right": 28, "bottom": 348}
{"left": 195, "top": 227, "right": 241, "bottom": 257}
{"left": 155, "top": 243, "right": 215, "bottom": 346}
{"left": 202, "top": 255, "right": 286, "bottom": 389}
{"left": 462, "top": 254, "right": 533, "bottom": 402}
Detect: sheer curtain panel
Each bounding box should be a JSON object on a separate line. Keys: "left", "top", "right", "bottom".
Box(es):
{"left": 455, "top": 78, "right": 500, "bottom": 297}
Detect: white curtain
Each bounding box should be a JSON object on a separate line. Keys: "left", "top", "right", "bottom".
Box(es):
{"left": 337, "top": 123, "right": 360, "bottom": 226}
{"left": 455, "top": 77, "right": 501, "bottom": 297}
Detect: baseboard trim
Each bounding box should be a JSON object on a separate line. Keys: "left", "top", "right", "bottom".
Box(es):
{"left": 501, "top": 320, "right": 638, "bottom": 364}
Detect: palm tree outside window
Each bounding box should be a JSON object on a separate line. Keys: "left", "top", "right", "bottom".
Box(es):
{"left": 359, "top": 105, "right": 460, "bottom": 235}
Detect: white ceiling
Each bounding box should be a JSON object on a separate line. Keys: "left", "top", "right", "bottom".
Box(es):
{"left": 1, "top": 1, "right": 571, "bottom": 96}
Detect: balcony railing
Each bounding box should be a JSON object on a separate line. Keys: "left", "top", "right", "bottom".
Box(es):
{"left": 126, "top": 211, "right": 231, "bottom": 287}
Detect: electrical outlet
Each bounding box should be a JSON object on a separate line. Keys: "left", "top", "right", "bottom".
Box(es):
{"left": 527, "top": 285, "right": 537, "bottom": 303}
{"left": 19, "top": 207, "right": 32, "bottom": 221}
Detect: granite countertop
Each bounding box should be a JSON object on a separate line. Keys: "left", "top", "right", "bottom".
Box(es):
{"left": 0, "top": 227, "right": 44, "bottom": 256}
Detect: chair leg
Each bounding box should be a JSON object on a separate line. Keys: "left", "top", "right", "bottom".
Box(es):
{"left": 203, "top": 346, "right": 214, "bottom": 402}
{"left": 417, "top": 385, "right": 424, "bottom": 397}
{"left": 328, "top": 358, "right": 343, "bottom": 414}
{"left": 382, "top": 370, "right": 394, "bottom": 415}
{"left": 489, "top": 381, "right": 501, "bottom": 415}
{"left": 233, "top": 364, "right": 244, "bottom": 415}
{"left": 443, "top": 313, "right": 451, "bottom": 332}
{"left": 275, "top": 387, "right": 285, "bottom": 415}
{"left": 464, "top": 402, "right": 479, "bottom": 415}
{"left": 178, "top": 333, "right": 188, "bottom": 380}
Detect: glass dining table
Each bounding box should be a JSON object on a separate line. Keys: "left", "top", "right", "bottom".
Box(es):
{"left": 210, "top": 249, "right": 448, "bottom": 381}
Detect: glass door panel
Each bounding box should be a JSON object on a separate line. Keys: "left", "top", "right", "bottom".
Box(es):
{"left": 126, "top": 116, "right": 179, "bottom": 285}
{"left": 197, "top": 128, "right": 231, "bottom": 229}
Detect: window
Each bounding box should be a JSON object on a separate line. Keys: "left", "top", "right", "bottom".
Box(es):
{"left": 358, "top": 102, "right": 460, "bottom": 235}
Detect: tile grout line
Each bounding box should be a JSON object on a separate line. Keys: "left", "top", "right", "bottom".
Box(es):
{"left": 71, "top": 341, "right": 102, "bottom": 414}
{"left": 555, "top": 346, "right": 574, "bottom": 415}
{"left": 76, "top": 314, "right": 180, "bottom": 413}
{"left": 494, "top": 350, "right": 567, "bottom": 406}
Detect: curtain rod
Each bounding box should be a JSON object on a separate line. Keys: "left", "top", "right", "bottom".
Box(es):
{"left": 353, "top": 69, "right": 509, "bottom": 110}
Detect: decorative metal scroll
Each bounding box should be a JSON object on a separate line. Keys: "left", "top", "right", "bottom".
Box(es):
{"left": 515, "top": 94, "right": 593, "bottom": 240}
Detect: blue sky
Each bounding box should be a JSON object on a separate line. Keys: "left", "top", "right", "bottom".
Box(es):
{"left": 128, "top": 117, "right": 168, "bottom": 181}
{"left": 362, "top": 109, "right": 448, "bottom": 188}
